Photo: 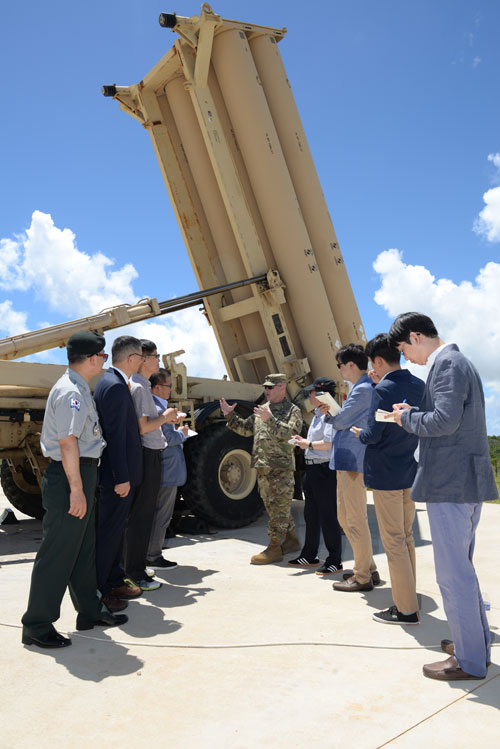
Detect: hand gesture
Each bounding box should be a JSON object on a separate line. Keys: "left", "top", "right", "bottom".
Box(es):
{"left": 180, "top": 424, "right": 190, "bottom": 437}
{"left": 318, "top": 402, "right": 330, "bottom": 415}
{"left": 254, "top": 404, "right": 271, "bottom": 422}
{"left": 350, "top": 426, "right": 362, "bottom": 438}
{"left": 368, "top": 368, "right": 380, "bottom": 384}
{"left": 220, "top": 397, "right": 237, "bottom": 416}
{"left": 292, "top": 434, "right": 308, "bottom": 450}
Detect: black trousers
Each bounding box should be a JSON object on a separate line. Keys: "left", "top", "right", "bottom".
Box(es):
{"left": 96, "top": 483, "right": 135, "bottom": 596}
{"left": 301, "top": 463, "right": 342, "bottom": 566}
{"left": 123, "top": 447, "right": 162, "bottom": 582}
{"left": 22, "top": 461, "right": 103, "bottom": 637}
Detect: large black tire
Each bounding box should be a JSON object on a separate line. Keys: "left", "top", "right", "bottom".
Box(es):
{"left": 182, "top": 422, "right": 264, "bottom": 529}
{"left": 0, "top": 460, "right": 44, "bottom": 519}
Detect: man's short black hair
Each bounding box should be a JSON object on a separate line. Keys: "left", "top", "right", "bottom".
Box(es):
{"left": 112, "top": 335, "right": 142, "bottom": 364}
{"left": 140, "top": 339, "right": 157, "bottom": 356}
{"left": 150, "top": 368, "right": 171, "bottom": 388}
{"left": 365, "top": 333, "right": 401, "bottom": 365}
{"left": 389, "top": 312, "right": 439, "bottom": 345}
{"left": 335, "top": 344, "right": 368, "bottom": 371}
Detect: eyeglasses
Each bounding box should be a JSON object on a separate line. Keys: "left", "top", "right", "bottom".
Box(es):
{"left": 145, "top": 354, "right": 161, "bottom": 360}
{"left": 264, "top": 385, "right": 275, "bottom": 390}
{"left": 130, "top": 353, "right": 146, "bottom": 360}
{"left": 89, "top": 352, "right": 109, "bottom": 362}
{"left": 159, "top": 382, "right": 172, "bottom": 388}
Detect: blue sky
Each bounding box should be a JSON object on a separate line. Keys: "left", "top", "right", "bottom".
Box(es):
{"left": 1, "top": 1, "right": 500, "bottom": 429}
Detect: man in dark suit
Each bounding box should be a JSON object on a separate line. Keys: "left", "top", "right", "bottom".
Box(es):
{"left": 352, "top": 334, "right": 425, "bottom": 626}
{"left": 94, "top": 335, "right": 145, "bottom": 609}
{"left": 389, "top": 312, "right": 498, "bottom": 681}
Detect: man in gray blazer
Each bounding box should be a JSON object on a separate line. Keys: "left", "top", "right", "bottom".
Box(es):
{"left": 389, "top": 312, "right": 497, "bottom": 681}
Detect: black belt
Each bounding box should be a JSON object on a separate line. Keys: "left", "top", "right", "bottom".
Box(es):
{"left": 305, "top": 459, "right": 330, "bottom": 465}
{"left": 50, "top": 457, "right": 100, "bottom": 466}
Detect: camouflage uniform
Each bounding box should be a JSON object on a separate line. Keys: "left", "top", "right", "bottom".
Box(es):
{"left": 226, "top": 400, "right": 303, "bottom": 539}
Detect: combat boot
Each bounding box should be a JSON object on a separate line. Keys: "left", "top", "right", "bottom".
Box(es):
{"left": 250, "top": 537, "right": 283, "bottom": 565}
{"left": 281, "top": 528, "right": 301, "bottom": 554}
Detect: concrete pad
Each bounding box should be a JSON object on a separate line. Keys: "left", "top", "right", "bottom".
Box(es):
{"left": 1, "top": 491, "right": 499, "bottom": 748}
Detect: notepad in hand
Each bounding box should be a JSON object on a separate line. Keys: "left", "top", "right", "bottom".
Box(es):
{"left": 315, "top": 392, "right": 341, "bottom": 416}
{"left": 375, "top": 409, "right": 397, "bottom": 422}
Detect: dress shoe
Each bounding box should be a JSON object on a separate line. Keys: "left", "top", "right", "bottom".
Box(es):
{"left": 441, "top": 639, "right": 491, "bottom": 666}
{"left": 111, "top": 581, "right": 142, "bottom": 599}
{"left": 333, "top": 575, "right": 374, "bottom": 592}
{"left": 102, "top": 595, "right": 128, "bottom": 612}
{"left": 342, "top": 570, "right": 380, "bottom": 585}
{"left": 22, "top": 630, "right": 72, "bottom": 648}
{"left": 76, "top": 612, "right": 128, "bottom": 631}
{"left": 423, "top": 655, "right": 486, "bottom": 681}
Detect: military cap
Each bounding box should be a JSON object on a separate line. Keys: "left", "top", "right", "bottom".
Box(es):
{"left": 262, "top": 373, "right": 287, "bottom": 386}
{"left": 304, "top": 376, "right": 336, "bottom": 395}
{"left": 66, "top": 330, "right": 106, "bottom": 358}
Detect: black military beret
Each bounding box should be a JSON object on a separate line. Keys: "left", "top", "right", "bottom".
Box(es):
{"left": 66, "top": 330, "right": 106, "bottom": 357}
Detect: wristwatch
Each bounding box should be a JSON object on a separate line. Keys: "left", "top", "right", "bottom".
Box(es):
{"left": 309, "top": 441, "right": 313, "bottom": 449}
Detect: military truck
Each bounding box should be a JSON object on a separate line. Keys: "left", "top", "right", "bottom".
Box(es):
{"left": 0, "top": 4, "right": 365, "bottom": 528}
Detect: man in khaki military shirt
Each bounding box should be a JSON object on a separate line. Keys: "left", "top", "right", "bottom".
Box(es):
{"left": 220, "top": 374, "right": 303, "bottom": 565}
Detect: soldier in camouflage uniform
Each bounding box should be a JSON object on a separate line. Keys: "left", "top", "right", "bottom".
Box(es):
{"left": 220, "top": 374, "right": 303, "bottom": 564}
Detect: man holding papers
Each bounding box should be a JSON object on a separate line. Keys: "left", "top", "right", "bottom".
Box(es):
{"left": 351, "top": 334, "right": 424, "bottom": 624}
{"left": 319, "top": 345, "right": 379, "bottom": 592}
{"left": 389, "top": 312, "right": 497, "bottom": 681}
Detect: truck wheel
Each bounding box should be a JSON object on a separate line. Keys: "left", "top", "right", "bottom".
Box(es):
{"left": 0, "top": 461, "right": 44, "bottom": 519}
{"left": 182, "top": 422, "right": 264, "bottom": 528}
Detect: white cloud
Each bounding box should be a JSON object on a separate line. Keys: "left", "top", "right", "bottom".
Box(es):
{"left": 0, "top": 211, "right": 138, "bottom": 315}
{"left": 473, "top": 153, "right": 500, "bottom": 242}
{"left": 373, "top": 248, "right": 500, "bottom": 396}
{"left": 0, "top": 211, "right": 226, "bottom": 379}
{"left": 0, "top": 300, "right": 28, "bottom": 337}
{"left": 104, "top": 307, "right": 228, "bottom": 380}
{"left": 472, "top": 56, "right": 482, "bottom": 68}
{"left": 488, "top": 153, "right": 500, "bottom": 172}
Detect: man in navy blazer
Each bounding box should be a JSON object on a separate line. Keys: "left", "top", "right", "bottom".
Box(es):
{"left": 93, "top": 335, "right": 144, "bottom": 609}
{"left": 390, "top": 312, "right": 498, "bottom": 681}
{"left": 352, "top": 334, "right": 425, "bottom": 626}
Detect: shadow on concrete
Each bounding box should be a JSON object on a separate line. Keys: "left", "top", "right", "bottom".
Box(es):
{"left": 117, "top": 604, "right": 182, "bottom": 639}
{"left": 146, "top": 577, "right": 215, "bottom": 610}
{"left": 23, "top": 632, "right": 145, "bottom": 682}
{"left": 0, "top": 519, "right": 42, "bottom": 559}
{"left": 154, "top": 565, "right": 219, "bottom": 587}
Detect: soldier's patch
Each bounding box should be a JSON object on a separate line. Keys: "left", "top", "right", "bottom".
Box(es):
{"left": 70, "top": 397, "right": 81, "bottom": 411}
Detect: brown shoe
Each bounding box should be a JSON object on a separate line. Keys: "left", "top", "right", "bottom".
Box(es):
{"left": 333, "top": 575, "right": 374, "bottom": 592}
{"left": 441, "top": 639, "right": 455, "bottom": 656}
{"left": 423, "top": 655, "right": 486, "bottom": 681}
{"left": 342, "top": 570, "right": 381, "bottom": 585}
{"left": 441, "top": 639, "right": 491, "bottom": 666}
{"left": 110, "top": 581, "right": 142, "bottom": 599}
{"left": 102, "top": 595, "right": 128, "bottom": 612}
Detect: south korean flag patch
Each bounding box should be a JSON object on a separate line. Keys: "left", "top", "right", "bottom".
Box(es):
{"left": 70, "top": 397, "right": 81, "bottom": 411}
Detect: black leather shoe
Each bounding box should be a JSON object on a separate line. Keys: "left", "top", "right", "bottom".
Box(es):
{"left": 22, "top": 631, "right": 72, "bottom": 648}
{"left": 76, "top": 612, "right": 128, "bottom": 631}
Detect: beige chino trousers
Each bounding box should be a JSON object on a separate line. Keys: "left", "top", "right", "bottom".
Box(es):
{"left": 336, "top": 470, "right": 376, "bottom": 584}
{"left": 372, "top": 488, "right": 418, "bottom": 614}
